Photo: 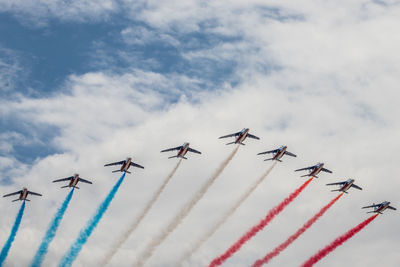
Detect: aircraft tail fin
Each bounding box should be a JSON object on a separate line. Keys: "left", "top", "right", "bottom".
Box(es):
{"left": 12, "top": 199, "right": 19, "bottom": 202}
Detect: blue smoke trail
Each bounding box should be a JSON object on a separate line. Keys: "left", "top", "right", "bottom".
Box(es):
{"left": 58, "top": 173, "right": 126, "bottom": 267}
{"left": 31, "top": 189, "right": 75, "bottom": 267}
{"left": 0, "top": 201, "right": 26, "bottom": 267}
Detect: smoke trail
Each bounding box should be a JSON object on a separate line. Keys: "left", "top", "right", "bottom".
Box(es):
{"left": 179, "top": 161, "right": 277, "bottom": 265}
{"left": 209, "top": 177, "right": 313, "bottom": 267}
{"left": 134, "top": 146, "right": 239, "bottom": 267}
{"left": 300, "top": 214, "right": 378, "bottom": 267}
{"left": 102, "top": 159, "right": 183, "bottom": 266}
{"left": 252, "top": 193, "right": 344, "bottom": 267}
{"left": 58, "top": 173, "right": 126, "bottom": 267}
{"left": 0, "top": 201, "right": 26, "bottom": 267}
{"left": 31, "top": 189, "right": 75, "bottom": 267}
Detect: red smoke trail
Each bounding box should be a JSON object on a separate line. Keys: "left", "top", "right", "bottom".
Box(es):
{"left": 300, "top": 214, "right": 379, "bottom": 267}
{"left": 208, "top": 177, "right": 313, "bottom": 267}
{"left": 252, "top": 193, "right": 344, "bottom": 267}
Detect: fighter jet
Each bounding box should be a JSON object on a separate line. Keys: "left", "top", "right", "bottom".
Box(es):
{"left": 161, "top": 142, "right": 201, "bottom": 159}
{"left": 219, "top": 128, "right": 260, "bottom": 145}
{"left": 295, "top": 162, "right": 332, "bottom": 178}
{"left": 257, "top": 146, "right": 296, "bottom": 162}
{"left": 3, "top": 187, "right": 42, "bottom": 202}
{"left": 326, "top": 179, "right": 362, "bottom": 193}
{"left": 104, "top": 157, "right": 144, "bottom": 174}
{"left": 53, "top": 174, "right": 93, "bottom": 189}
{"left": 362, "top": 201, "right": 396, "bottom": 214}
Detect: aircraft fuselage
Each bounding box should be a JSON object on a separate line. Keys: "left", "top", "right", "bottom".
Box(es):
{"left": 376, "top": 202, "right": 391, "bottom": 213}
{"left": 274, "top": 146, "right": 287, "bottom": 160}
{"left": 339, "top": 179, "right": 354, "bottom": 192}
{"left": 235, "top": 128, "right": 249, "bottom": 144}
{"left": 68, "top": 174, "right": 80, "bottom": 187}
{"left": 177, "top": 143, "right": 190, "bottom": 158}
{"left": 309, "top": 163, "right": 324, "bottom": 177}
{"left": 20, "top": 188, "right": 28, "bottom": 200}
{"left": 121, "top": 158, "right": 132, "bottom": 172}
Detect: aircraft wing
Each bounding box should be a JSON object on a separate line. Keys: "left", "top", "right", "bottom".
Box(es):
{"left": 295, "top": 166, "right": 314, "bottom": 172}
{"left": 161, "top": 146, "right": 182, "bottom": 153}
{"left": 388, "top": 206, "right": 397, "bottom": 210}
{"left": 52, "top": 176, "right": 74, "bottom": 183}
{"left": 28, "top": 191, "right": 42, "bottom": 196}
{"left": 78, "top": 178, "right": 93, "bottom": 184}
{"left": 247, "top": 133, "right": 260, "bottom": 140}
{"left": 326, "top": 182, "right": 345, "bottom": 186}
{"left": 321, "top": 168, "right": 333, "bottom": 173}
{"left": 188, "top": 147, "right": 202, "bottom": 154}
{"left": 284, "top": 151, "right": 297, "bottom": 157}
{"left": 257, "top": 149, "right": 278, "bottom": 155}
{"left": 219, "top": 132, "right": 240, "bottom": 139}
{"left": 362, "top": 204, "right": 380, "bottom": 209}
{"left": 104, "top": 160, "right": 125, "bottom": 167}
{"left": 351, "top": 184, "right": 363, "bottom": 190}
{"left": 130, "top": 162, "right": 145, "bottom": 169}
{"left": 3, "top": 190, "right": 22, "bottom": 198}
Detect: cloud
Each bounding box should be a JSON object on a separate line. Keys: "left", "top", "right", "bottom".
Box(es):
{"left": 1, "top": 1, "right": 400, "bottom": 267}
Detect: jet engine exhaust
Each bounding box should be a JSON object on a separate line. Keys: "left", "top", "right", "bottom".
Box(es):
{"left": 300, "top": 213, "right": 379, "bottom": 267}
{"left": 0, "top": 201, "right": 26, "bottom": 267}
{"left": 252, "top": 193, "right": 344, "bottom": 267}
{"left": 58, "top": 173, "right": 126, "bottom": 267}
{"left": 208, "top": 177, "right": 313, "bottom": 267}
{"left": 102, "top": 159, "right": 183, "bottom": 266}
{"left": 134, "top": 146, "right": 239, "bottom": 267}
{"left": 179, "top": 161, "right": 278, "bottom": 266}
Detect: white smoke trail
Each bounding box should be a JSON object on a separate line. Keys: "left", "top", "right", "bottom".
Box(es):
{"left": 178, "top": 161, "right": 277, "bottom": 266}
{"left": 102, "top": 159, "right": 183, "bottom": 266}
{"left": 134, "top": 146, "right": 240, "bottom": 267}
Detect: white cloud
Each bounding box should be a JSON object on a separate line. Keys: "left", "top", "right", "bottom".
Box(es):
{"left": 1, "top": 1, "right": 400, "bottom": 267}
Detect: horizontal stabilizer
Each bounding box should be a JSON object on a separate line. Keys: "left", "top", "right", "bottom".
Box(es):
{"left": 240, "top": 142, "right": 246, "bottom": 145}
{"left": 225, "top": 142, "right": 236, "bottom": 145}
{"left": 61, "top": 185, "right": 69, "bottom": 189}
{"left": 263, "top": 158, "right": 273, "bottom": 161}
{"left": 126, "top": 170, "right": 131, "bottom": 174}
{"left": 331, "top": 189, "right": 341, "bottom": 192}
{"left": 182, "top": 157, "right": 188, "bottom": 160}
{"left": 168, "top": 156, "right": 178, "bottom": 159}
{"left": 301, "top": 174, "right": 310, "bottom": 177}
{"left": 25, "top": 199, "right": 30, "bottom": 201}
{"left": 12, "top": 199, "right": 20, "bottom": 202}
{"left": 112, "top": 170, "right": 121, "bottom": 173}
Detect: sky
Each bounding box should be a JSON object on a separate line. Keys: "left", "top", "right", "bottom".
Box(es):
{"left": 1, "top": 0, "right": 400, "bottom": 266}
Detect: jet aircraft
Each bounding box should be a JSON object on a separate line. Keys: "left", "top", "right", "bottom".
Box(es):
{"left": 53, "top": 174, "right": 93, "bottom": 189}
{"left": 295, "top": 162, "right": 332, "bottom": 178}
{"left": 219, "top": 128, "right": 260, "bottom": 145}
{"left": 161, "top": 142, "right": 201, "bottom": 159}
{"left": 257, "top": 146, "right": 296, "bottom": 162}
{"left": 3, "top": 187, "right": 42, "bottom": 202}
{"left": 326, "top": 179, "right": 362, "bottom": 193}
{"left": 104, "top": 157, "right": 144, "bottom": 174}
{"left": 362, "top": 201, "right": 396, "bottom": 214}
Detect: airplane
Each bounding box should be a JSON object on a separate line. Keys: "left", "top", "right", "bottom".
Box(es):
{"left": 219, "top": 128, "right": 260, "bottom": 145}
{"left": 161, "top": 142, "right": 201, "bottom": 159}
{"left": 295, "top": 162, "right": 332, "bottom": 178}
{"left": 257, "top": 146, "right": 296, "bottom": 162}
{"left": 362, "top": 201, "right": 396, "bottom": 214}
{"left": 3, "top": 187, "right": 42, "bottom": 202}
{"left": 326, "top": 179, "right": 362, "bottom": 193}
{"left": 53, "top": 174, "right": 93, "bottom": 189}
{"left": 104, "top": 157, "right": 144, "bottom": 174}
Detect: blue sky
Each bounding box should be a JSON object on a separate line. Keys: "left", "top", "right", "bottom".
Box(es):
{"left": 0, "top": 1, "right": 399, "bottom": 267}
